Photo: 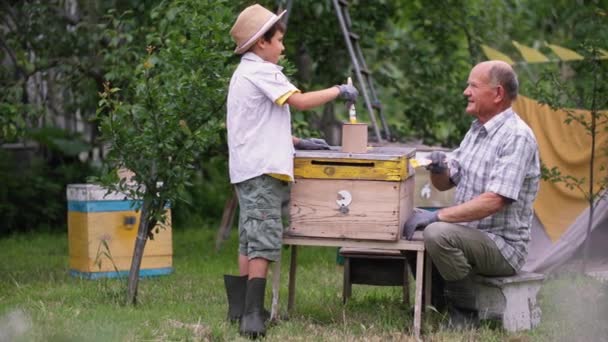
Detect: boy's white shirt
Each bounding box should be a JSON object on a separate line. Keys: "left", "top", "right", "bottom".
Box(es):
{"left": 227, "top": 52, "right": 299, "bottom": 184}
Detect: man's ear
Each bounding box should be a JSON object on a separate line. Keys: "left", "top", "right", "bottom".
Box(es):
{"left": 494, "top": 85, "right": 505, "bottom": 104}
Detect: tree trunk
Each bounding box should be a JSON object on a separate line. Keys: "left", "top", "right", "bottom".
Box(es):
{"left": 126, "top": 198, "right": 151, "bottom": 305}
{"left": 582, "top": 59, "right": 599, "bottom": 274}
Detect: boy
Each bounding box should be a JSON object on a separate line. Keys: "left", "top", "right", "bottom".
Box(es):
{"left": 225, "top": 3, "right": 358, "bottom": 338}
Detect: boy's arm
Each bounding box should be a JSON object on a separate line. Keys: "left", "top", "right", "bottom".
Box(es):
{"left": 285, "top": 83, "right": 357, "bottom": 111}
{"left": 286, "top": 87, "right": 340, "bottom": 111}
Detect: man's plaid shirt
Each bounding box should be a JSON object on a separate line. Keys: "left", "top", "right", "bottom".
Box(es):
{"left": 449, "top": 107, "right": 540, "bottom": 271}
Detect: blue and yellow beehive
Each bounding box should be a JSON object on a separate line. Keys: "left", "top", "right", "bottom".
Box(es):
{"left": 67, "top": 184, "right": 173, "bottom": 279}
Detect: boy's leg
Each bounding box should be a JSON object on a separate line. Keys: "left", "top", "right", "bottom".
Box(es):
{"left": 235, "top": 175, "right": 289, "bottom": 337}
{"left": 223, "top": 187, "right": 251, "bottom": 324}
{"left": 248, "top": 257, "right": 269, "bottom": 279}
{"left": 237, "top": 175, "right": 289, "bottom": 266}
{"left": 238, "top": 254, "right": 249, "bottom": 276}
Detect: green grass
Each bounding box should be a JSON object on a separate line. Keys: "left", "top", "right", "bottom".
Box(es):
{"left": 1, "top": 226, "right": 606, "bottom": 341}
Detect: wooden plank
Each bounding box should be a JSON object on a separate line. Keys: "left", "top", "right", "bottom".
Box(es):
{"left": 413, "top": 166, "right": 455, "bottom": 208}
{"left": 85, "top": 211, "right": 172, "bottom": 258}
{"left": 282, "top": 236, "right": 425, "bottom": 251}
{"left": 270, "top": 256, "right": 281, "bottom": 321}
{"left": 289, "top": 179, "right": 401, "bottom": 241}
{"left": 294, "top": 157, "right": 408, "bottom": 181}
{"left": 475, "top": 272, "right": 545, "bottom": 286}
{"left": 74, "top": 255, "right": 172, "bottom": 273}
{"left": 413, "top": 250, "right": 424, "bottom": 339}
{"left": 398, "top": 177, "right": 415, "bottom": 239}
{"left": 294, "top": 146, "right": 416, "bottom": 160}
{"left": 68, "top": 212, "right": 90, "bottom": 259}
{"left": 424, "top": 252, "right": 432, "bottom": 311}
{"left": 288, "top": 246, "right": 298, "bottom": 313}
{"left": 68, "top": 210, "right": 172, "bottom": 273}
{"left": 343, "top": 256, "right": 351, "bottom": 303}
{"left": 215, "top": 190, "right": 238, "bottom": 251}
{"left": 340, "top": 247, "right": 403, "bottom": 256}
{"left": 403, "top": 260, "right": 410, "bottom": 307}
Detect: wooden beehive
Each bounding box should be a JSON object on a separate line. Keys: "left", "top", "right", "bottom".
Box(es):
{"left": 413, "top": 150, "right": 455, "bottom": 209}
{"left": 67, "top": 184, "right": 173, "bottom": 279}
{"left": 287, "top": 147, "right": 415, "bottom": 241}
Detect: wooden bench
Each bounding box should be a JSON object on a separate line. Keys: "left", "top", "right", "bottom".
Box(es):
{"left": 339, "top": 247, "right": 410, "bottom": 306}
{"left": 340, "top": 247, "right": 545, "bottom": 333}
{"left": 457, "top": 272, "right": 545, "bottom": 332}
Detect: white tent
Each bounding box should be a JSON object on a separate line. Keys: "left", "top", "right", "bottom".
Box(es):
{"left": 524, "top": 197, "right": 608, "bottom": 276}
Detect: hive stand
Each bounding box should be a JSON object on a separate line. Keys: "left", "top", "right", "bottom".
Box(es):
{"left": 460, "top": 272, "right": 545, "bottom": 332}
{"left": 340, "top": 247, "right": 410, "bottom": 306}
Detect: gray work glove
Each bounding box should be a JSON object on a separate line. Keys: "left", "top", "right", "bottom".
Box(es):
{"left": 336, "top": 84, "right": 359, "bottom": 102}
{"left": 295, "top": 138, "right": 331, "bottom": 150}
{"left": 402, "top": 208, "right": 439, "bottom": 240}
{"left": 427, "top": 151, "right": 448, "bottom": 175}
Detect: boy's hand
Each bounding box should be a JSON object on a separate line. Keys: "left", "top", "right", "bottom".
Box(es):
{"left": 295, "top": 138, "right": 331, "bottom": 150}
{"left": 336, "top": 84, "right": 359, "bottom": 102}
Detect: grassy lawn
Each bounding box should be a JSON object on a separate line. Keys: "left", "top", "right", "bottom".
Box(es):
{"left": 1, "top": 225, "right": 606, "bottom": 341}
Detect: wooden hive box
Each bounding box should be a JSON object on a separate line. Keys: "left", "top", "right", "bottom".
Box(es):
{"left": 413, "top": 150, "right": 455, "bottom": 209}
{"left": 287, "top": 147, "right": 415, "bottom": 241}
{"left": 67, "top": 184, "right": 173, "bottom": 279}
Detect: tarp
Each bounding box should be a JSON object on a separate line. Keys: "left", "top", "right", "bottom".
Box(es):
{"left": 513, "top": 95, "right": 608, "bottom": 241}
{"left": 523, "top": 195, "right": 608, "bottom": 274}
{"left": 481, "top": 42, "right": 608, "bottom": 65}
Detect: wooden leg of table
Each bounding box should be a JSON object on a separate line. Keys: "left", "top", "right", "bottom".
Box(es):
{"left": 413, "top": 250, "right": 424, "bottom": 339}
{"left": 403, "top": 258, "right": 410, "bottom": 307}
{"left": 287, "top": 246, "right": 298, "bottom": 313}
{"left": 343, "top": 256, "right": 351, "bottom": 304}
{"left": 270, "top": 255, "right": 281, "bottom": 321}
{"left": 423, "top": 251, "right": 432, "bottom": 313}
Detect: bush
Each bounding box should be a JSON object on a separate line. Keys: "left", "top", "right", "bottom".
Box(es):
{"left": 0, "top": 150, "right": 96, "bottom": 235}
{"left": 172, "top": 155, "right": 232, "bottom": 228}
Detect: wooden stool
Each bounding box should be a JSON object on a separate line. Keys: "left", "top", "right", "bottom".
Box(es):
{"left": 458, "top": 272, "right": 545, "bottom": 332}
{"left": 339, "top": 247, "right": 409, "bottom": 306}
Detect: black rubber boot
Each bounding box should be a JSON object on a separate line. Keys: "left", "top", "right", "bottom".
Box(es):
{"left": 224, "top": 274, "right": 248, "bottom": 323}
{"left": 239, "top": 278, "right": 267, "bottom": 338}
{"left": 444, "top": 304, "right": 479, "bottom": 330}
{"left": 442, "top": 276, "right": 479, "bottom": 330}
{"left": 444, "top": 276, "right": 477, "bottom": 311}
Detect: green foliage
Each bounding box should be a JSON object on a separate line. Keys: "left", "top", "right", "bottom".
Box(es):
{"left": 0, "top": 150, "right": 94, "bottom": 236}
{"left": 172, "top": 155, "right": 232, "bottom": 228}
{"left": 95, "top": 0, "right": 237, "bottom": 234}
{"left": 0, "top": 1, "right": 158, "bottom": 143}
{"left": 266, "top": 1, "right": 397, "bottom": 133}
{"left": 529, "top": 5, "right": 608, "bottom": 205}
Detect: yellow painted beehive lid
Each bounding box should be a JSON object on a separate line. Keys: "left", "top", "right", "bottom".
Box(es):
{"left": 293, "top": 146, "right": 415, "bottom": 181}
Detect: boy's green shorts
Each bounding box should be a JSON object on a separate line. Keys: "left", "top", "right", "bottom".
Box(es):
{"left": 235, "top": 174, "right": 289, "bottom": 262}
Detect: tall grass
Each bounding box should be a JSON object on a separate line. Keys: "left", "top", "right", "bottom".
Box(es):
{"left": 0, "top": 226, "right": 606, "bottom": 341}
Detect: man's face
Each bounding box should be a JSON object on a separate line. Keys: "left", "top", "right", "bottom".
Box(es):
{"left": 463, "top": 65, "right": 498, "bottom": 118}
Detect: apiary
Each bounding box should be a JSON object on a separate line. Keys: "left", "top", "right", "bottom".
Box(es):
{"left": 287, "top": 147, "right": 415, "bottom": 241}
{"left": 67, "top": 184, "right": 173, "bottom": 279}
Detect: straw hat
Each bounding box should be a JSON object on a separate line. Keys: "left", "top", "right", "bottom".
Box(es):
{"left": 230, "top": 4, "right": 286, "bottom": 55}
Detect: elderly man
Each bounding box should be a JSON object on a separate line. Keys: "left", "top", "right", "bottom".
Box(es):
{"left": 404, "top": 60, "right": 540, "bottom": 327}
